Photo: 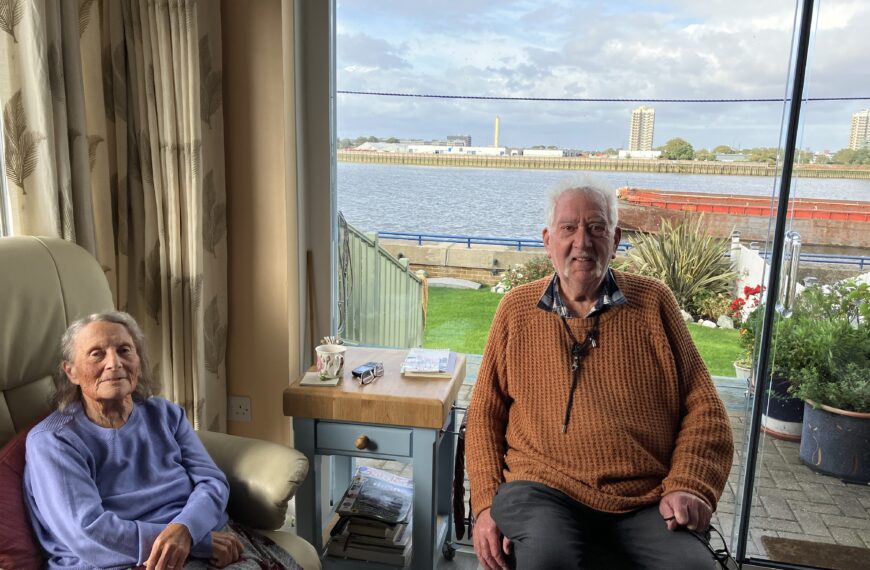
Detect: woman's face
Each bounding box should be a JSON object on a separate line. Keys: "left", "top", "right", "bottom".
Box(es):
{"left": 64, "top": 321, "right": 141, "bottom": 407}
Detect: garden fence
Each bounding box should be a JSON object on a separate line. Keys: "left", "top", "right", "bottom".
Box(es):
{"left": 338, "top": 217, "right": 425, "bottom": 348}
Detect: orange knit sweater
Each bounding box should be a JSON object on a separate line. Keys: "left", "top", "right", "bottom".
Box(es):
{"left": 466, "top": 270, "right": 733, "bottom": 517}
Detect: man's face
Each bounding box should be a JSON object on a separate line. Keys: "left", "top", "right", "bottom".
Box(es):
{"left": 543, "top": 190, "right": 621, "bottom": 296}
{"left": 64, "top": 321, "right": 141, "bottom": 406}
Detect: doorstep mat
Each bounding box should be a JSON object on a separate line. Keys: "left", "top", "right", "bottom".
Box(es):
{"left": 761, "top": 536, "right": 870, "bottom": 570}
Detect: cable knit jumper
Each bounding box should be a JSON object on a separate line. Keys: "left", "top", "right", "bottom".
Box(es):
{"left": 466, "top": 270, "right": 733, "bottom": 517}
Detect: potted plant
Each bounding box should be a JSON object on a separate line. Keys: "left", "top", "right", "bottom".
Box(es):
{"left": 787, "top": 280, "right": 870, "bottom": 482}
{"left": 741, "top": 283, "right": 826, "bottom": 442}
{"left": 732, "top": 285, "right": 764, "bottom": 381}
{"left": 734, "top": 352, "right": 753, "bottom": 380}
{"left": 760, "top": 316, "right": 823, "bottom": 441}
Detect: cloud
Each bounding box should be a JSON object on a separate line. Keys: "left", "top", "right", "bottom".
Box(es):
{"left": 336, "top": 0, "right": 869, "bottom": 151}
{"left": 337, "top": 32, "right": 411, "bottom": 71}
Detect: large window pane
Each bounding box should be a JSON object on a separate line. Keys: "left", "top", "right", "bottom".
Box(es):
{"left": 334, "top": 1, "right": 870, "bottom": 566}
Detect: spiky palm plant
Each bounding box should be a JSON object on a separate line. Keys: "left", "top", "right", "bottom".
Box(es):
{"left": 621, "top": 215, "right": 736, "bottom": 315}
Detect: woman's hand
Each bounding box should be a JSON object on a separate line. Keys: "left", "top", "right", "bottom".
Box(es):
{"left": 145, "top": 523, "right": 192, "bottom": 570}
{"left": 210, "top": 531, "right": 244, "bottom": 567}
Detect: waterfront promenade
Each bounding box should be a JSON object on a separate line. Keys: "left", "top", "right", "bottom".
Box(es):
{"left": 359, "top": 355, "right": 870, "bottom": 568}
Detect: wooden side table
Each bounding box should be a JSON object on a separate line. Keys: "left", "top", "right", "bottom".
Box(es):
{"left": 284, "top": 347, "right": 466, "bottom": 569}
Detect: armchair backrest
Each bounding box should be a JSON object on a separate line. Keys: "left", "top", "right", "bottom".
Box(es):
{"left": 0, "top": 236, "right": 114, "bottom": 447}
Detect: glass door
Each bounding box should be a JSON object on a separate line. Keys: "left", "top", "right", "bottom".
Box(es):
{"left": 735, "top": 0, "right": 870, "bottom": 567}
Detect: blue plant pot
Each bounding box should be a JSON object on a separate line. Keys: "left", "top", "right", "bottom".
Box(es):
{"left": 800, "top": 401, "right": 870, "bottom": 484}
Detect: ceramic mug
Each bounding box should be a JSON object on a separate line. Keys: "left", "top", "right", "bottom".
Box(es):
{"left": 315, "top": 344, "right": 347, "bottom": 380}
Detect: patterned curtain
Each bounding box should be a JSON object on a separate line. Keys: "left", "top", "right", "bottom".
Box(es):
{"left": 0, "top": 0, "right": 228, "bottom": 431}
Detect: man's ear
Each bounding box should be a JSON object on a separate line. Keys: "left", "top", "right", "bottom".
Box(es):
{"left": 612, "top": 226, "right": 622, "bottom": 258}
{"left": 63, "top": 362, "right": 79, "bottom": 386}
{"left": 542, "top": 227, "right": 551, "bottom": 257}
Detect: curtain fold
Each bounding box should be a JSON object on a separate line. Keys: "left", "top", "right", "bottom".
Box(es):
{"left": 1, "top": 0, "right": 228, "bottom": 431}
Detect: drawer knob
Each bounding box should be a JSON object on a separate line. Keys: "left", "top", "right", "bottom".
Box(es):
{"left": 355, "top": 435, "right": 370, "bottom": 450}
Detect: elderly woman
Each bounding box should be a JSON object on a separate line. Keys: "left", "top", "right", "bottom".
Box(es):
{"left": 23, "top": 311, "right": 300, "bottom": 570}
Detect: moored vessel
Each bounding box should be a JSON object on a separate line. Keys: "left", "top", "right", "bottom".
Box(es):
{"left": 617, "top": 187, "right": 870, "bottom": 249}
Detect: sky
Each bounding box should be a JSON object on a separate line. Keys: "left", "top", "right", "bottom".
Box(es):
{"left": 335, "top": 0, "right": 870, "bottom": 152}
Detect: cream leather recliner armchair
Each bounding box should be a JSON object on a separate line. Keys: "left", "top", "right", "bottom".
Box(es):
{"left": 0, "top": 236, "right": 320, "bottom": 569}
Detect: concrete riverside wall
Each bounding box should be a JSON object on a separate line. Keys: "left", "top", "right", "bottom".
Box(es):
{"left": 382, "top": 238, "right": 863, "bottom": 288}
{"left": 339, "top": 151, "right": 870, "bottom": 179}
{"left": 378, "top": 239, "right": 548, "bottom": 286}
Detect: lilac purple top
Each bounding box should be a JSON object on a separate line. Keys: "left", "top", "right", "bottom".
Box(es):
{"left": 24, "top": 397, "right": 229, "bottom": 569}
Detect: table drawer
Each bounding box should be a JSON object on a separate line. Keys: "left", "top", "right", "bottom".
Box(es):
{"left": 316, "top": 421, "right": 412, "bottom": 457}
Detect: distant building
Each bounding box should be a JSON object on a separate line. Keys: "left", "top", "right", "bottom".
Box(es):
{"left": 447, "top": 135, "right": 471, "bottom": 147}
{"left": 849, "top": 109, "right": 870, "bottom": 150}
{"left": 814, "top": 150, "right": 834, "bottom": 162}
{"left": 628, "top": 106, "right": 656, "bottom": 151}
{"left": 716, "top": 153, "right": 748, "bottom": 162}
{"left": 618, "top": 150, "right": 661, "bottom": 160}
{"left": 407, "top": 144, "right": 506, "bottom": 156}
{"left": 523, "top": 148, "right": 565, "bottom": 158}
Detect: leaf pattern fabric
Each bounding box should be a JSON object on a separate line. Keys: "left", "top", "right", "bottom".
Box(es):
{"left": 3, "top": 90, "right": 43, "bottom": 193}
{"left": 0, "top": 0, "right": 24, "bottom": 43}
{"left": 0, "top": 0, "right": 228, "bottom": 430}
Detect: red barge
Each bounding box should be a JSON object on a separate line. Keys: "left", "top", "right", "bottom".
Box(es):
{"left": 616, "top": 187, "right": 870, "bottom": 249}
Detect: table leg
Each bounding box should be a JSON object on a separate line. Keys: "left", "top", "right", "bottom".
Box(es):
{"left": 412, "top": 427, "right": 437, "bottom": 570}
{"left": 293, "top": 417, "right": 323, "bottom": 552}
{"left": 331, "top": 455, "right": 353, "bottom": 507}
{"left": 437, "top": 408, "right": 456, "bottom": 517}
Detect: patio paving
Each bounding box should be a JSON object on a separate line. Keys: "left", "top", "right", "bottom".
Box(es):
{"left": 364, "top": 354, "right": 870, "bottom": 566}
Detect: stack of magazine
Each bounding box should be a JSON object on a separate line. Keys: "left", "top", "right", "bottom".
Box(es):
{"left": 327, "top": 466, "right": 414, "bottom": 566}
{"left": 400, "top": 348, "right": 457, "bottom": 379}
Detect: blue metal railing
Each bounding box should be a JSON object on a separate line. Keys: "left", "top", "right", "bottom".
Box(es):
{"left": 757, "top": 251, "right": 868, "bottom": 271}
{"left": 376, "top": 231, "right": 870, "bottom": 269}
{"left": 376, "top": 231, "right": 633, "bottom": 252}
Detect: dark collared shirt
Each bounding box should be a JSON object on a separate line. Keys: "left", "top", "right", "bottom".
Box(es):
{"left": 536, "top": 268, "right": 626, "bottom": 318}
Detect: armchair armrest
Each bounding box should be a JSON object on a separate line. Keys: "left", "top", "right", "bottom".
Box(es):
{"left": 197, "top": 430, "right": 309, "bottom": 531}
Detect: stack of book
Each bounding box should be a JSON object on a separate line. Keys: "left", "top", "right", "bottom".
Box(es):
{"left": 400, "top": 348, "right": 457, "bottom": 379}
{"left": 327, "top": 466, "right": 414, "bottom": 567}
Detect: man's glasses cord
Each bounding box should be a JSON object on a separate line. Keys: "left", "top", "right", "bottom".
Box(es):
{"left": 688, "top": 524, "right": 736, "bottom": 570}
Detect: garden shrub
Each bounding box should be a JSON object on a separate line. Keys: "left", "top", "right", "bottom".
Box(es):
{"left": 694, "top": 292, "right": 732, "bottom": 322}
{"left": 620, "top": 215, "right": 736, "bottom": 314}
{"left": 499, "top": 256, "right": 553, "bottom": 292}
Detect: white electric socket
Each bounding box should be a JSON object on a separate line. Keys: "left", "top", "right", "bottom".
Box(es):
{"left": 228, "top": 395, "right": 251, "bottom": 422}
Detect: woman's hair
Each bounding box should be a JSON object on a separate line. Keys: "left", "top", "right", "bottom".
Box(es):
{"left": 52, "top": 311, "right": 159, "bottom": 412}
{"left": 546, "top": 174, "right": 619, "bottom": 230}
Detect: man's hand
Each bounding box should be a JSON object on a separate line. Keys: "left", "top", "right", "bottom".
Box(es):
{"left": 659, "top": 491, "right": 712, "bottom": 532}
{"left": 145, "top": 523, "right": 192, "bottom": 570}
{"left": 210, "top": 530, "right": 244, "bottom": 567}
{"left": 473, "top": 508, "right": 512, "bottom": 570}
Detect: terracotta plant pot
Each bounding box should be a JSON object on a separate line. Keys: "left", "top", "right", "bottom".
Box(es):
{"left": 800, "top": 400, "right": 870, "bottom": 483}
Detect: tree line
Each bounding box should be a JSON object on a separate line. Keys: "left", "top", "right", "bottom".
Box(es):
{"left": 655, "top": 138, "right": 870, "bottom": 165}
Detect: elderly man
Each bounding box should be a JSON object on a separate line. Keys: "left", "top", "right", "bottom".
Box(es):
{"left": 466, "top": 175, "right": 733, "bottom": 569}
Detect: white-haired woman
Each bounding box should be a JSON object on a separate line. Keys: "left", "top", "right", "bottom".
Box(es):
{"left": 23, "top": 311, "right": 300, "bottom": 570}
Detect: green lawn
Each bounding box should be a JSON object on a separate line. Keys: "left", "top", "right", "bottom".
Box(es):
{"left": 423, "top": 288, "right": 501, "bottom": 354}
{"left": 686, "top": 323, "right": 742, "bottom": 377}
{"left": 423, "top": 287, "right": 742, "bottom": 376}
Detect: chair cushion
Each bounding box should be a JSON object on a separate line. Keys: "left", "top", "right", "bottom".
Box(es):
{"left": 257, "top": 529, "right": 321, "bottom": 570}
{"left": 0, "top": 423, "right": 42, "bottom": 570}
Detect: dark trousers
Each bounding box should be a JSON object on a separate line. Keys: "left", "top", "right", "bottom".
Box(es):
{"left": 491, "top": 481, "right": 717, "bottom": 570}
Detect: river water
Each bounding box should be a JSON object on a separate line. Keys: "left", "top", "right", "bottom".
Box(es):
{"left": 337, "top": 162, "right": 870, "bottom": 240}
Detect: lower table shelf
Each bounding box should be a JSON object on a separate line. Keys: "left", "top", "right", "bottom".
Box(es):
{"left": 322, "top": 515, "right": 453, "bottom": 569}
